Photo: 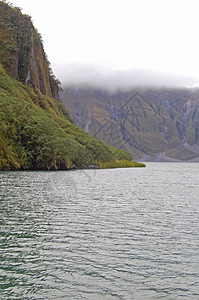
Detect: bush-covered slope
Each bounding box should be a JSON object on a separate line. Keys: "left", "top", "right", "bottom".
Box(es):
{"left": 0, "top": 1, "right": 132, "bottom": 170}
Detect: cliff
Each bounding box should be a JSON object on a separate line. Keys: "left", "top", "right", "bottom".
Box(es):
{"left": 62, "top": 87, "right": 199, "bottom": 161}
{"left": 0, "top": 1, "right": 59, "bottom": 99}
{"left": 0, "top": 1, "right": 131, "bottom": 170}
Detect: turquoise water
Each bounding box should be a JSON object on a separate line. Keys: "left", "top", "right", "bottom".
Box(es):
{"left": 1, "top": 163, "right": 199, "bottom": 299}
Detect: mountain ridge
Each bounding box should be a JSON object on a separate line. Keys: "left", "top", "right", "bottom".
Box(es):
{"left": 61, "top": 87, "right": 199, "bottom": 161}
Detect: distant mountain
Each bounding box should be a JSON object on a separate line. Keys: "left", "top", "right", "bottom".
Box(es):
{"left": 0, "top": 1, "right": 131, "bottom": 170}
{"left": 62, "top": 87, "right": 199, "bottom": 161}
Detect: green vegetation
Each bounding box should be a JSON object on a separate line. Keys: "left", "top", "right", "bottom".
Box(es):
{"left": 0, "top": 1, "right": 32, "bottom": 80}
{"left": 100, "top": 160, "right": 146, "bottom": 169}
{"left": 0, "top": 63, "right": 133, "bottom": 170}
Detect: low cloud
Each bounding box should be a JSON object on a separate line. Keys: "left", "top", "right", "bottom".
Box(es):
{"left": 52, "top": 63, "right": 199, "bottom": 92}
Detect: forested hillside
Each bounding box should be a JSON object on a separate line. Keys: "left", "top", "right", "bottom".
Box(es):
{"left": 0, "top": 1, "right": 131, "bottom": 170}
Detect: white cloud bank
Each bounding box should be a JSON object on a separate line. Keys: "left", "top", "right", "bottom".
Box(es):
{"left": 53, "top": 63, "right": 199, "bottom": 92}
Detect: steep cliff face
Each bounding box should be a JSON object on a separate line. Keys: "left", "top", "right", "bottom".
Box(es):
{"left": 0, "top": 1, "right": 60, "bottom": 100}
{"left": 62, "top": 87, "right": 199, "bottom": 161}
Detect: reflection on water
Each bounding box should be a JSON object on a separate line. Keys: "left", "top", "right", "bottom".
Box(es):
{"left": 1, "top": 163, "right": 199, "bottom": 299}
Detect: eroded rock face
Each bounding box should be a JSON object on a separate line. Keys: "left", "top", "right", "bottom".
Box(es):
{"left": 0, "top": 1, "right": 60, "bottom": 100}
{"left": 62, "top": 87, "right": 199, "bottom": 161}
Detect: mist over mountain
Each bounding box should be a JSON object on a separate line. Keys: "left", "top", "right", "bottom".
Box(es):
{"left": 58, "top": 63, "right": 199, "bottom": 161}
{"left": 54, "top": 63, "right": 198, "bottom": 92}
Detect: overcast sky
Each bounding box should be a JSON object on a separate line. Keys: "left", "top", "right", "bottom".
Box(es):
{"left": 12, "top": 0, "right": 199, "bottom": 89}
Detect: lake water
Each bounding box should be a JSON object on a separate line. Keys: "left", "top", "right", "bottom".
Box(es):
{"left": 1, "top": 163, "right": 199, "bottom": 299}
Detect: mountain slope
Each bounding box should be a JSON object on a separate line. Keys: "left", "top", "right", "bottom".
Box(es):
{"left": 62, "top": 87, "right": 199, "bottom": 161}
{"left": 0, "top": 1, "right": 131, "bottom": 170}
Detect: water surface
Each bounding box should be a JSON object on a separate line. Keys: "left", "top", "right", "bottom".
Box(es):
{"left": 1, "top": 163, "right": 199, "bottom": 299}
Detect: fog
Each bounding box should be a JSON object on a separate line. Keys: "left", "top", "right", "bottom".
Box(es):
{"left": 53, "top": 63, "right": 198, "bottom": 92}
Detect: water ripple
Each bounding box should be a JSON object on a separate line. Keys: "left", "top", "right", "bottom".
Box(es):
{"left": 1, "top": 163, "right": 199, "bottom": 299}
